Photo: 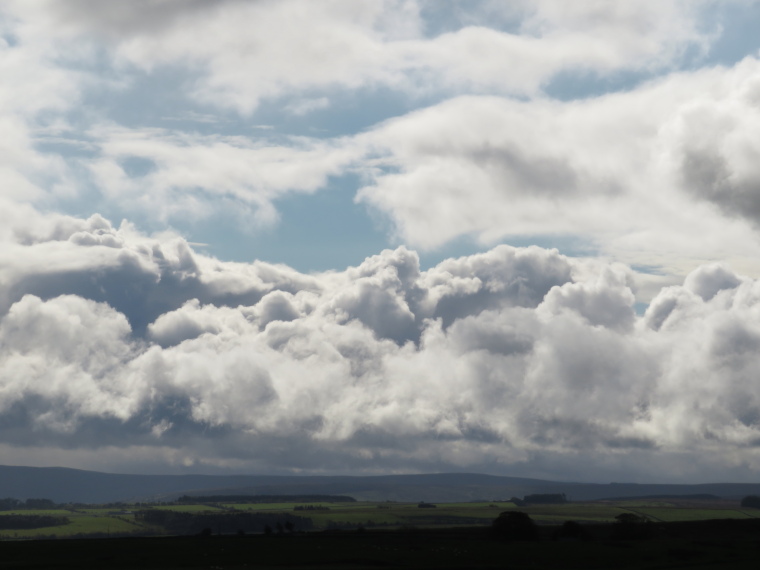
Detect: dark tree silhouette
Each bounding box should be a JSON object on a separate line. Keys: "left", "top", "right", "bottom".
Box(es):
{"left": 492, "top": 511, "right": 539, "bottom": 541}
{"left": 741, "top": 495, "right": 760, "bottom": 509}
{"left": 553, "top": 520, "right": 592, "bottom": 541}
{"left": 24, "top": 498, "right": 56, "bottom": 509}
{"left": 0, "top": 498, "right": 21, "bottom": 511}
{"left": 523, "top": 493, "right": 567, "bottom": 505}
{"left": 611, "top": 512, "right": 654, "bottom": 540}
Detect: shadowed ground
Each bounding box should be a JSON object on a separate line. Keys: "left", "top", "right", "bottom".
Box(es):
{"left": 1, "top": 520, "right": 760, "bottom": 569}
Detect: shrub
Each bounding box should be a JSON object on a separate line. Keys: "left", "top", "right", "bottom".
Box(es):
{"left": 492, "top": 511, "right": 539, "bottom": 541}
{"left": 611, "top": 513, "right": 654, "bottom": 540}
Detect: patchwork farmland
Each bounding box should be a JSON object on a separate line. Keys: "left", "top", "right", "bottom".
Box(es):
{"left": 1, "top": 496, "right": 758, "bottom": 539}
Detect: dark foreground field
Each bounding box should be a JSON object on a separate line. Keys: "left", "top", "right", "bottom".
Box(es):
{"left": 2, "top": 520, "right": 760, "bottom": 570}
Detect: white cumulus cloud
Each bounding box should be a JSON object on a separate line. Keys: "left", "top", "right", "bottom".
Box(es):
{"left": 0, "top": 210, "right": 759, "bottom": 481}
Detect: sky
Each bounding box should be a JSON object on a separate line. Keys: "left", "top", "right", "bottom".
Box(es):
{"left": 3, "top": 1, "right": 760, "bottom": 484}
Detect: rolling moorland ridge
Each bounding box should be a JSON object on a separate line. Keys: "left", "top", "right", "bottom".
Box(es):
{"left": 2, "top": 465, "right": 760, "bottom": 504}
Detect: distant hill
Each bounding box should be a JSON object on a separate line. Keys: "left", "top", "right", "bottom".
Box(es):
{"left": 1, "top": 465, "right": 759, "bottom": 504}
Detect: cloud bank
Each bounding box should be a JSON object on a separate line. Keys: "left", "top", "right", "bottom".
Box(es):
{"left": 1, "top": 208, "right": 759, "bottom": 482}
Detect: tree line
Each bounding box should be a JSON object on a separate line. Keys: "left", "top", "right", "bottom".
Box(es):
{"left": 135, "top": 509, "right": 313, "bottom": 535}
{"left": 0, "top": 515, "right": 69, "bottom": 530}
{"left": 0, "top": 498, "right": 57, "bottom": 511}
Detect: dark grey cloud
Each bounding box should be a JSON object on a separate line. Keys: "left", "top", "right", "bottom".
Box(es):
{"left": 1, "top": 214, "right": 319, "bottom": 336}
{"left": 644, "top": 291, "right": 682, "bottom": 332}
{"left": 468, "top": 142, "right": 581, "bottom": 198}
{"left": 426, "top": 245, "right": 574, "bottom": 327}
{"left": 44, "top": 0, "right": 239, "bottom": 37}
{"left": 446, "top": 310, "right": 535, "bottom": 356}
{"left": 683, "top": 263, "right": 742, "bottom": 302}
{"left": 540, "top": 267, "right": 636, "bottom": 331}
{"left": 682, "top": 148, "right": 760, "bottom": 224}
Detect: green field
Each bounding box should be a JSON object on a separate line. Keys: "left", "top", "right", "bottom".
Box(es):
{"left": 0, "top": 509, "right": 72, "bottom": 517}
{"left": 0, "top": 514, "right": 141, "bottom": 539}
{"left": 626, "top": 507, "right": 757, "bottom": 522}
{"left": 1, "top": 498, "right": 759, "bottom": 539}
{"left": 517, "top": 503, "right": 626, "bottom": 524}
{"left": 224, "top": 502, "right": 342, "bottom": 511}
